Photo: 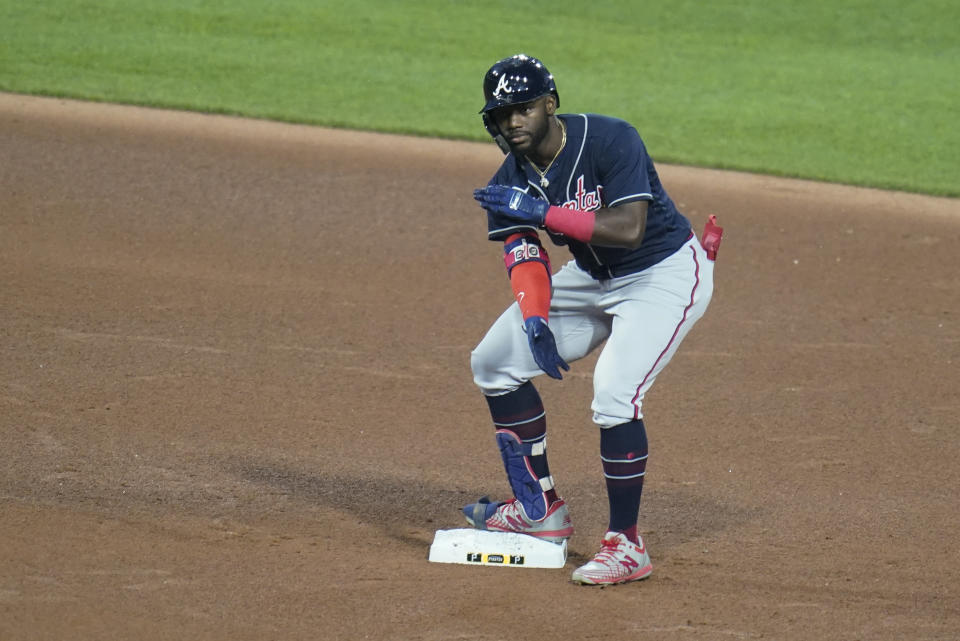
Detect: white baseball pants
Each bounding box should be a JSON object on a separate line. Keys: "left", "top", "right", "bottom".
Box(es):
{"left": 471, "top": 236, "right": 714, "bottom": 428}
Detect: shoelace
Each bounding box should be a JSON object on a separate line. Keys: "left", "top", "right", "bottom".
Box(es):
{"left": 593, "top": 537, "right": 623, "bottom": 564}
{"left": 501, "top": 500, "right": 520, "bottom": 514}
{"left": 498, "top": 500, "right": 528, "bottom": 523}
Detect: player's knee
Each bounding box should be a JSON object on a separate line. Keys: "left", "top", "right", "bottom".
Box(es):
{"left": 592, "top": 382, "right": 643, "bottom": 427}
{"left": 470, "top": 345, "right": 498, "bottom": 390}
{"left": 471, "top": 344, "right": 522, "bottom": 394}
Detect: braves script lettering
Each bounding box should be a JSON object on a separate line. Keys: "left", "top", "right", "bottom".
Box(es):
{"left": 563, "top": 175, "right": 603, "bottom": 211}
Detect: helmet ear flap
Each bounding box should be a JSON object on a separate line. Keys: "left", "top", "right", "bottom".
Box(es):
{"left": 482, "top": 112, "right": 512, "bottom": 155}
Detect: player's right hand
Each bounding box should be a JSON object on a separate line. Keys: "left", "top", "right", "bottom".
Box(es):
{"left": 523, "top": 316, "right": 570, "bottom": 380}
{"left": 474, "top": 185, "right": 549, "bottom": 226}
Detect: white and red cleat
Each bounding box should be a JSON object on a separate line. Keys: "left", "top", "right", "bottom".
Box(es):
{"left": 463, "top": 496, "right": 573, "bottom": 543}
{"left": 571, "top": 531, "right": 653, "bottom": 585}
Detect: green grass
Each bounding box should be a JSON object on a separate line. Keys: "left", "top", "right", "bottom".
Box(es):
{"left": 1, "top": 0, "right": 958, "bottom": 196}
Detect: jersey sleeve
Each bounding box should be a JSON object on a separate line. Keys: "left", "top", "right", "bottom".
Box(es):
{"left": 484, "top": 161, "right": 541, "bottom": 241}
{"left": 594, "top": 121, "right": 654, "bottom": 208}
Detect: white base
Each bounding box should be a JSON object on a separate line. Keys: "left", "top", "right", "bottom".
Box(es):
{"left": 428, "top": 528, "right": 567, "bottom": 569}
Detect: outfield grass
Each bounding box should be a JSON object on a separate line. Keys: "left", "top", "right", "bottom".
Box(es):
{"left": 1, "top": 0, "right": 957, "bottom": 196}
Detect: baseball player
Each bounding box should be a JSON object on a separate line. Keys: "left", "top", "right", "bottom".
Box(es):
{"left": 464, "top": 54, "right": 722, "bottom": 585}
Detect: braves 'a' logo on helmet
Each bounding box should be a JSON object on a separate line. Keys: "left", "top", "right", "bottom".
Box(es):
{"left": 493, "top": 74, "right": 513, "bottom": 99}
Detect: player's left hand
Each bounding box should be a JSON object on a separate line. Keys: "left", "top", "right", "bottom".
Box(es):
{"left": 523, "top": 316, "right": 570, "bottom": 380}
{"left": 474, "top": 185, "right": 549, "bottom": 226}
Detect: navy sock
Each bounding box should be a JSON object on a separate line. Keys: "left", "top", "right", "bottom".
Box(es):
{"left": 600, "top": 419, "right": 648, "bottom": 541}
{"left": 484, "top": 382, "right": 558, "bottom": 504}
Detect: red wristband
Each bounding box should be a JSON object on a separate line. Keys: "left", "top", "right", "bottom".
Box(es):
{"left": 544, "top": 206, "right": 595, "bottom": 242}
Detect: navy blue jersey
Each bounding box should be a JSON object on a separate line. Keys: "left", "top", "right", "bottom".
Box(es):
{"left": 486, "top": 113, "right": 692, "bottom": 279}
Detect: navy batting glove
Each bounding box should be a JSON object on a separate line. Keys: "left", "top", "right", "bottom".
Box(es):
{"left": 523, "top": 316, "right": 570, "bottom": 380}
{"left": 473, "top": 185, "right": 550, "bottom": 226}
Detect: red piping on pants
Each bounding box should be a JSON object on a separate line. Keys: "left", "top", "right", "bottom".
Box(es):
{"left": 630, "top": 244, "right": 701, "bottom": 419}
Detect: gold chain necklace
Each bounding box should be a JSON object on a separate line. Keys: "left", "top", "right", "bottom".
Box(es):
{"left": 527, "top": 119, "right": 566, "bottom": 188}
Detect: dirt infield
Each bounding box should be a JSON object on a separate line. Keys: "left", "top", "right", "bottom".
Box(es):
{"left": 1, "top": 93, "right": 958, "bottom": 641}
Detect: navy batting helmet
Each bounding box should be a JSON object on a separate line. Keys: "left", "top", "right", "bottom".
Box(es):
{"left": 480, "top": 54, "right": 559, "bottom": 152}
